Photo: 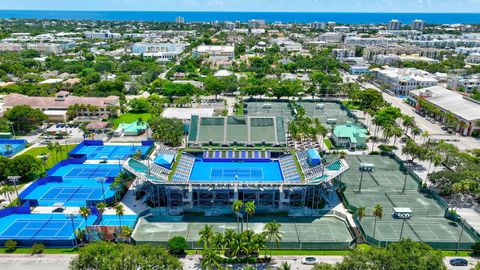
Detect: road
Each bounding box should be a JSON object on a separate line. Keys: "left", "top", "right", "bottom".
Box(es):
{"left": 0, "top": 254, "right": 74, "bottom": 270}
{"left": 361, "top": 81, "right": 480, "bottom": 151}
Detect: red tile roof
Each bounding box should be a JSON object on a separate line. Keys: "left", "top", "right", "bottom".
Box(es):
{"left": 3, "top": 93, "right": 120, "bottom": 109}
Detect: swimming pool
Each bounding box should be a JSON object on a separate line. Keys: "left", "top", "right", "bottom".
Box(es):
{"left": 189, "top": 159, "right": 283, "bottom": 182}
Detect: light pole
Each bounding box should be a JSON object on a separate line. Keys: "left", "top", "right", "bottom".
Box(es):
{"left": 114, "top": 155, "right": 122, "bottom": 172}
{"left": 65, "top": 213, "right": 78, "bottom": 247}
{"left": 96, "top": 177, "right": 107, "bottom": 204}
{"left": 399, "top": 217, "right": 407, "bottom": 240}
{"left": 358, "top": 169, "right": 364, "bottom": 193}
{"left": 456, "top": 218, "right": 465, "bottom": 255}
{"left": 401, "top": 162, "right": 413, "bottom": 194}
{"left": 8, "top": 176, "right": 21, "bottom": 202}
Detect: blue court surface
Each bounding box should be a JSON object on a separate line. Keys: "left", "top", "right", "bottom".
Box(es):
{"left": 51, "top": 164, "right": 121, "bottom": 179}
{"left": 0, "top": 213, "right": 97, "bottom": 242}
{"left": 71, "top": 144, "right": 151, "bottom": 160}
{"left": 100, "top": 215, "right": 138, "bottom": 228}
{"left": 22, "top": 164, "right": 120, "bottom": 206}
{"left": 0, "top": 139, "right": 27, "bottom": 157}
{"left": 190, "top": 160, "right": 283, "bottom": 182}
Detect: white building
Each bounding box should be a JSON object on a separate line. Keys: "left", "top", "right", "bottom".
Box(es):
{"left": 411, "top": 19, "right": 426, "bottom": 31}
{"left": 375, "top": 67, "right": 438, "bottom": 96}
{"left": 248, "top": 19, "right": 266, "bottom": 28}
{"left": 408, "top": 86, "right": 480, "bottom": 136}
{"left": 131, "top": 43, "right": 189, "bottom": 61}
{"left": 310, "top": 22, "right": 326, "bottom": 30}
{"left": 192, "top": 45, "right": 235, "bottom": 61}
{"left": 388, "top": 20, "right": 402, "bottom": 30}
{"left": 0, "top": 42, "right": 23, "bottom": 52}
{"left": 84, "top": 31, "right": 121, "bottom": 39}
{"left": 344, "top": 36, "right": 397, "bottom": 46}
{"left": 271, "top": 38, "right": 302, "bottom": 52}
{"left": 333, "top": 26, "right": 350, "bottom": 33}
{"left": 466, "top": 53, "right": 480, "bottom": 64}
{"left": 332, "top": 49, "right": 355, "bottom": 60}
{"left": 318, "top": 32, "right": 343, "bottom": 43}
{"left": 447, "top": 75, "right": 480, "bottom": 92}
{"left": 225, "top": 21, "right": 236, "bottom": 30}
{"left": 175, "top": 16, "right": 185, "bottom": 24}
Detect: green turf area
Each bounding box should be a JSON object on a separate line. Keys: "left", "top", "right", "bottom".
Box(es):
{"left": 113, "top": 113, "right": 153, "bottom": 128}
{"left": 20, "top": 144, "right": 77, "bottom": 169}
{"left": 324, "top": 138, "right": 333, "bottom": 149}
{"left": 0, "top": 247, "right": 78, "bottom": 254}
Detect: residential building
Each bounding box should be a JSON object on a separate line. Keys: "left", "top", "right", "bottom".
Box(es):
{"left": 408, "top": 86, "right": 480, "bottom": 136}
{"left": 411, "top": 19, "right": 426, "bottom": 31}
{"left": 317, "top": 32, "right": 343, "bottom": 44}
{"left": 225, "top": 21, "right": 236, "bottom": 30}
{"left": 447, "top": 75, "right": 480, "bottom": 92}
{"left": 271, "top": 38, "right": 302, "bottom": 52}
{"left": 248, "top": 19, "right": 266, "bottom": 28}
{"left": 466, "top": 53, "right": 480, "bottom": 64}
{"left": 375, "top": 67, "right": 438, "bottom": 96}
{"left": 388, "top": 20, "right": 402, "bottom": 30}
{"left": 333, "top": 26, "right": 350, "bottom": 33}
{"left": 310, "top": 22, "right": 326, "bottom": 30}
{"left": 192, "top": 45, "right": 235, "bottom": 61}
{"left": 84, "top": 31, "right": 121, "bottom": 39}
{"left": 175, "top": 16, "right": 185, "bottom": 24}
{"left": 2, "top": 91, "right": 120, "bottom": 122}
{"left": 332, "top": 48, "right": 355, "bottom": 60}
{"left": 363, "top": 45, "right": 441, "bottom": 62}
{"left": 131, "top": 42, "right": 189, "bottom": 61}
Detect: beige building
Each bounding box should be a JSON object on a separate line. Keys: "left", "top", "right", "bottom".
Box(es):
{"left": 2, "top": 91, "right": 120, "bottom": 122}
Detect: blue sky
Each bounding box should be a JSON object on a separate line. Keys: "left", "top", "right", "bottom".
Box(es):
{"left": 1, "top": 0, "right": 480, "bottom": 13}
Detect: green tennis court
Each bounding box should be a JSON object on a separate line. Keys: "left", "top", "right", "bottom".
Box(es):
{"left": 132, "top": 215, "right": 354, "bottom": 249}
{"left": 297, "top": 101, "right": 356, "bottom": 126}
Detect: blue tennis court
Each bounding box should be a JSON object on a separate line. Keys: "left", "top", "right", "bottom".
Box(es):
{"left": 0, "top": 213, "right": 97, "bottom": 245}
{"left": 190, "top": 160, "right": 283, "bottom": 182}
{"left": 40, "top": 186, "right": 104, "bottom": 202}
{"left": 211, "top": 168, "right": 263, "bottom": 179}
{"left": 22, "top": 164, "right": 120, "bottom": 207}
{"left": 100, "top": 215, "right": 138, "bottom": 228}
{"left": 71, "top": 144, "right": 151, "bottom": 160}
{"left": 50, "top": 164, "right": 121, "bottom": 179}
{"left": 0, "top": 139, "right": 27, "bottom": 157}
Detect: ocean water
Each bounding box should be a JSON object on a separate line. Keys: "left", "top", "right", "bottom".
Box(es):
{"left": 0, "top": 10, "right": 479, "bottom": 24}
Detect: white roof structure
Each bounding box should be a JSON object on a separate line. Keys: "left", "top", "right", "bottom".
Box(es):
{"left": 162, "top": 108, "right": 214, "bottom": 121}
{"left": 213, "top": 70, "right": 234, "bottom": 77}
{"left": 393, "top": 207, "right": 413, "bottom": 214}
{"left": 410, "top": 86, "right": 480, "bottom": 122}
{"left": 39, "top": 78, "right": 63, "bottom": 85}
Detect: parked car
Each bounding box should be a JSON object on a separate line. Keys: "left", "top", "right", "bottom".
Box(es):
{"left": 449, "top": 258, "right": 468, "bottom": 266}
{"left": 301, "top": 257, "right": 319, "bottom": 265}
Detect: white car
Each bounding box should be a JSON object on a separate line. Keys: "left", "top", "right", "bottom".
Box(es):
{"left": 301, "top": 257, "right": 319, "bottom": 265}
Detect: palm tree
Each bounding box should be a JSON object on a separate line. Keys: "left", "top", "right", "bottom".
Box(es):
{"left": 391, "top": 125, "right": 403, "bottom": 146}
{"left": 115, "top": 204, "right": 125, "bottom": 227}
{"left": 232, "top": 200, "right": 244, "bottom": 232}
{"left": 357, "top": 207, "right": 366, "bottom": 223}
{"left": 201, "top": 247, "right": 222, "bottom": 270}
{"left": 382, "top": 124, "right": 396, "bottom": 144}
{"left": 402, "top": 115, "right": 415, "bottom": 134}
{"left": 1, "top": 185, "right": 15, "bottom": 204}
{"left": 224, "top": 228, "right": 236, "bottom": 258}
{"left": 244, "top": 201, "right": 255, "bottom": 231}
{"left": 411, "top": 127, "right": 422, "bottom": 141}
{"left": 79, "top": 206, "right": 91, "bottom": 241}
{"left": 372, "top": 204, "right": 383, "bottom": 238}
{"left": 198, "top": 224, "right": 215, "bottom": 249}
{"left": 4, "top": 144, "right": 12, "bottom": 155}
{"left": 47, "top": 142, "right": 56, "bottom": 163}
{"left": 314, "top": 118, "right": 327, "bottom": 151}
{"left": 54, "top": 142, "right": 62, "bottom": 161}
{"left": 279, "top": 262, "right": 292, "bottom": 270}
{"left": 422, "top": 130, "right": 430, "bottom": 144}
{"left": 96, "top": 202, "right": 106, "bottom": 225}
{"left": 263, "top": 221, "right": 284, "bottom": 257}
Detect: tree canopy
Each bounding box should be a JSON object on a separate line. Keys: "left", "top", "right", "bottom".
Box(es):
{"left": 5, "top": 105, "right": 47, "bottom": 134}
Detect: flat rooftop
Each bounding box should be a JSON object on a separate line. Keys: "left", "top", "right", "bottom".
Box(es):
{"left": 410, "top": 86, "right": 480, "bottom": 121}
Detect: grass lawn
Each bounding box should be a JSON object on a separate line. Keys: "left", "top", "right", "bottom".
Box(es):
{"left": 323, "top": 138, "right": 333, "bottom": 149}
{"left": 0, "top": 247, "right": 78, "bottom": 254}
{"left": 20, "top": 144, "right": 77, "bottom": 169}
{"left": 113, "top": 113, "right": 153, "bottom": 128}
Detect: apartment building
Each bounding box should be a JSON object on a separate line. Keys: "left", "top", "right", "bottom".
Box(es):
{"left": 332, "top": 48, "right": 355, "bottom": 60}
{"left": 84, "top": 31, "right": 121, "bottom": 39}
{"left": 388, "top": 20, "right": 402, "bottom": 30}
{"left": 310, "top": 22, "right": 326, "bottom": 30}
{"left": 411, "top": 19, "right": 426, "bottom": 31}
{"left": 192, "top": 45, "right": 235, "bottom": 61}
{"left": 131, "top": 43, "right": 189, "bottom": 61}
{"left": 447, "top": 75, "right": 480, "bottom": 92}
{"left": 375, "top": 67, "right": 438, "bottom": 96}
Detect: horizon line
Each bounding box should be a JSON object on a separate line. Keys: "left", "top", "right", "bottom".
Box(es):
{"left": 1, "top": 9, "right": 480, "bottom": 14}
